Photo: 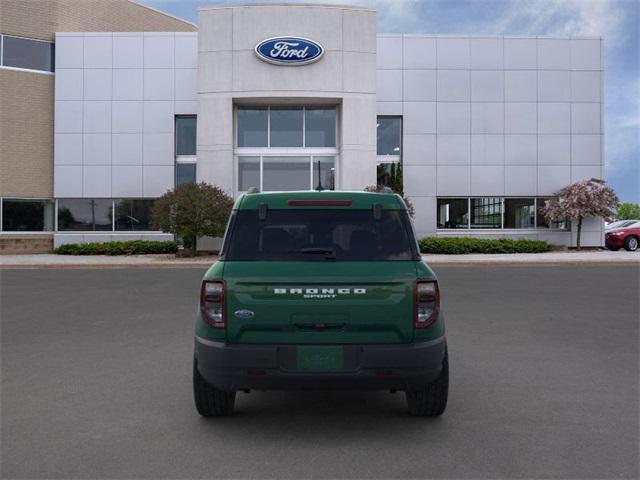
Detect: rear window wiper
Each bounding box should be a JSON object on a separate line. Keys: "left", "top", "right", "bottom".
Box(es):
{"left": 291, "top": 247, "right": 336, "bottom": 260}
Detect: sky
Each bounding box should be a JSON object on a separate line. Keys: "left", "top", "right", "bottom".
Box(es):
{"left": 141, "top": 0, "right": 639, "bottom": 203}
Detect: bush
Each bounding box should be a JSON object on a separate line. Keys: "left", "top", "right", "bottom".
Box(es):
{"left": 418, "top": 237, "right": 553, "bottom": 255}
{"left": 54, "top": 240, "right": 178, "bottom": 256}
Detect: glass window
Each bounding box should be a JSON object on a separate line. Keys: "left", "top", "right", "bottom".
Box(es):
{"left": 270, "top": 107, "right": 303, "bottom": 147}
{"left": 377, "top": 117, "right": 401, "bottom": 156}
{"left": 176, "top": 163, "right": 196, "bottom": 187}
{"left": 2, "top": 199, "right": 53, "bottom": 231}
{"left": 57, "top": 199, "right": 112, "bottom": 231}
{"left": 312, "top": 157, "right": 335, "bottom": 190}
{"left": 305, "top": 107, "right": 336, "bottom": 147}
{"left": 263, "top": 156, "right": 310, "bottom": 191}
{"left": 237, "top": 107, "right": 268, "bottom": 147}
{"left": 2, "top": 35, "right": 54, "bottom": 72}
{"left": 377, "top": 161, "right": 403, "bottom": 189}
{"left": 114, "top": 199, "right": 155, "bottom": 231}
{"left": 437, "top": 198, "right": 469, "bottom": 229}
{"left": 504, "top": 198, "right": 535, "bottom": 229}
{"left": 536, "top": 198, "right": 568, "bottom": 229}
{"left": 471, "top": 197, "right": 502, "bottom": 229}
{"left": 175, "top": 116, "right": 196, "bottom": 156}
{"left": 224, "top": 209, "right": 417, "bottom": 261}
{"left": 238, "top": 156, "right": 260, "bottom": 191}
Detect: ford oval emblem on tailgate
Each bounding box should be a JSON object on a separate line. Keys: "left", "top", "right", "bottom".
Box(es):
{"left": 234, "top": 310, "right": 255, "bottom": 319}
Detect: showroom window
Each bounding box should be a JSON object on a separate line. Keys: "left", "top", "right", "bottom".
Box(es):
{"left": 312, "top": 157, "right": 336, "bottom": 191}
{"left": 237, "top": 106, "right": 336, "bottom": 148}
{"left": 471, "top": 197, "right": 502, "bottom": 229}
{"left": 305, "top": 107, "right": 337, "bottom": 147}
{"left": 437, "top": 198, "right": 469, "bottom": 229}
{"left": 1, "top": 34, "right": 54, "bottom": 73}
{"left": 376, "top": 117, "right": 402, "bottom": 188}
{"left": 114, "top": 199, "right": 155, "bottom": 231}
{"left": 238, "top": 156, "right": 336, "bottom": 192}
{"left": 536, "top": 198, "right": 569, "bottom": 229}
{"left": 504, "top": 198, "right": 535, "bottom": 229}
{"left": 175, "top": 115, "right": 196, "bottom": 186}
{"left": 237, "top": 107, "right": 269, "bottom": 147}
{"left": 436, "top": 197, "right": 569, "bottom": 229}
{"left": 235, "top": 106, "right": 337, "bottom": 192}
{"left": 53, "top": 199, "right": 159, "bottom": 232}
{"left": 1, "top": 198, "right": 54, "bottom": 231}
{"left": 57, "top": 199, "right": 112, "bottom": 231}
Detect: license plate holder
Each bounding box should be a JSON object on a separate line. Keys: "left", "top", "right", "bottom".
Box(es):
{"left": 296, "top": 346, "right": 343, "bottom": 371}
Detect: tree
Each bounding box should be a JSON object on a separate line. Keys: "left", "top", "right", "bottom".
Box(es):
{"left": 616, "top": 202, "right": 640, "bottom": 220}
{"left": 365, "top": 182, "right": 415, "bottom": 218}
{"left": 543, "top": 178, "right": 619, "bottom": 250}
{"left": 376, "top": 162, "right": 404, "bottom": 194}
{"left": 152, "top": 182, "right": 234, "bottom": 256}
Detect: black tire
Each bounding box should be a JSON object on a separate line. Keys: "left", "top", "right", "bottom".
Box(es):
{"left": 193, "top": 358, "right": 236, "bottom": 416}
{"left": 406, "top": 348, "right": 449, "bottom": 417}
{"left": 624, "top": 236, "right": 639, "bottom": 252}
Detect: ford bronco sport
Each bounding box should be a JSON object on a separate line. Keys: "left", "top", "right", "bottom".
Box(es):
{"left": 193, "top": 191, "right": 448, "bottom": 416}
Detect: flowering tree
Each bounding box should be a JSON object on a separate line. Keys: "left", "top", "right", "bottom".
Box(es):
{"left": 152, "top": 182, "right": 234, "bottom": 256}
{"left": 543, "top": 178, "right": 619, "bottom": 250}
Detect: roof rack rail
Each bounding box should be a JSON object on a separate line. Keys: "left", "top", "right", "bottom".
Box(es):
{"left": 379, "top": 186, "right": 394, "bottom": 194}
{"left": 246, "top": 187, "right": 260, "bottom": 194}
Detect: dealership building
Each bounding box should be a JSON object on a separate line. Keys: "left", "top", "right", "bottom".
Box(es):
{"left": 0, "top": 1, "right": 605, "bottom": 252}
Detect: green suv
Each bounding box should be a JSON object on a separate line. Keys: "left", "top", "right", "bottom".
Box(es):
{"left": 193, "top": 191, "right": 448, "bottom": 416}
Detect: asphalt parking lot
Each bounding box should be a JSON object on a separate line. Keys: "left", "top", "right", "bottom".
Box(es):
{"left": 1, "top": 265, "right": 638, "bottom": 479}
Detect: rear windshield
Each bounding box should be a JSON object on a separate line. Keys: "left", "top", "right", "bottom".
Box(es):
{"left": 222, "top": 209, "right": 419, "bottom": 261}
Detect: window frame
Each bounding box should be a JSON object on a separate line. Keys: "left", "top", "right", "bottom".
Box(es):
{"left": 235, "top": 105, "right": 339, "bottom": 194}
{"left": 175, "top": 115, "right": 197, "bottom": 186}
{"left": 56, "top": 198, "right": 114, "bottom": 232}
{"left": 0, "top": 197, "right": 55, "bottom": 232}
{"left": 0, "top": 34, "right": 55, "bottom": 75}
{"left": 435, "top": 197, "right": 571, "bottom": 231}
{"left": 237, "top": 154, "right": 336, "bottom": 193}
{"left": 376, "top": 116, "right": 403, "bottom": 188}
{"left": 376, "top": 115, "right": 402, "bottom": 159}
{"left": 470, "top": 197, "right": 503, "bottom": 229}
{"left": 50, "top": 199, "right": 163, "bottom": 233}
{"left": 504, "top": 197, "right": 536, "bottom": 229}
{"left": 437, "top": 197, "right": 470, "bottom": 229}
{"left": 235, "top": 105, "right": 338, "bottom": 149}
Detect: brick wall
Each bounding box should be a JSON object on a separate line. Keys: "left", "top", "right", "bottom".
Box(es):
{"left": 0, "top": 69, "right": 55, "bottom": 197}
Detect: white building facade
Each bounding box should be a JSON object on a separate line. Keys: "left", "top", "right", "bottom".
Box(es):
{"left": 51, "top": 3, "right": 604, "bottom": 248}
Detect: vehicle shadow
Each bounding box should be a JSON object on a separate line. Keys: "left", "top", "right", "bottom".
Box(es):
{"left": 193, "top": 390, "right": 448, "bottom": 443}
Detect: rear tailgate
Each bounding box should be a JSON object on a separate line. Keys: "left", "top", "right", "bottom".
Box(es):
{"left": 224, "top": 261, "right": 417, "bottom": 344}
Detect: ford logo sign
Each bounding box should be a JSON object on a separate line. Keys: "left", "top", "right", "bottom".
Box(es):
{"left": 255, "top": 36, "right": 324, "bottom": 66}
{"left": 234, "top": 309, "right": 255, "bottom": 319}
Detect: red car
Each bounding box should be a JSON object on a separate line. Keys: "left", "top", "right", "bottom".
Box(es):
{"left": 605, "top": 222, "right": 640, "bottom": 251}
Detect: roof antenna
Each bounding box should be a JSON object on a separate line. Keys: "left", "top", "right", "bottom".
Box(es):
{"left": 315, "top": 159, "right": 324, "bottom": 191}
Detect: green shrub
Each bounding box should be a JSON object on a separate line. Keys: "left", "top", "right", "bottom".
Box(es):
{"left": 54, "top": 240, "right": 178, "bottom": 256}
{"left": 418, "top": 237, "right": 553, "bottom": 254}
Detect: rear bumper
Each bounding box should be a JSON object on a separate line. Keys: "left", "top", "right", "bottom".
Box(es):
{"left": 194, "top": 336, "right": 446, "bottom": 392}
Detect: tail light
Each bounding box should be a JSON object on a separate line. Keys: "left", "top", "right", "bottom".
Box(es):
{"left": 414, "top": 280, "right": 440, "bottom": 329}
{"left": 200, "top": 280, "right": 225, "bottom": 328}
